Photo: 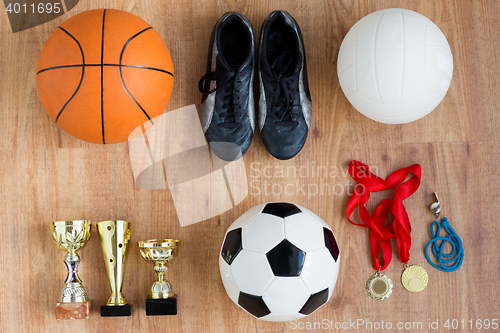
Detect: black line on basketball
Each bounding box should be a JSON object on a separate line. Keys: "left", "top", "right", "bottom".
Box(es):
{"left": 55, "top": 26, "right": 85, "bottom": 123}
{"left": 37, "top": 64, "right": 83, "bottom": 74}
{"left": 100, "top": 9, "right": 106, "bottom": 144}
{"left": 119, "top": 27, "right": 154, "bottom": 123}
{"left": 120, "top": 64, "right": 173, "bottom": 77}
{"left": 37, "top": 63, "right": 174, "bottom": 77}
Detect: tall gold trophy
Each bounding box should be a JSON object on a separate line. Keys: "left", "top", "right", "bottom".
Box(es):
{"left": 138, "top": 239, "right": 180, "bottom": 315}
{"left": 97, "top": 220, "right": 132, "bottom": 317}
{"left": 50, "top": 220, "right": 91, "bottom": 320}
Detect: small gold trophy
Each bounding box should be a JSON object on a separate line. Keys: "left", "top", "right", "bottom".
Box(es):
{"left": 50, "top": 220, "right": 91, "bottom": 320}
{"left": 97, "top": 220, "right": 132, "bottom": 317}
{"left": 138, "top": 239, "right": 180, "bottom": 315}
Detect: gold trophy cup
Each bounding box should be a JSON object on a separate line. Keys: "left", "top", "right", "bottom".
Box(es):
{"left": 138, "top": 239, "right": 180, "bottom": 315}
{"left": 97, "top": 220, "right": 132, "bottom": 317}
{"left": 50, "top": 220, "right": 91, "bottom": 320}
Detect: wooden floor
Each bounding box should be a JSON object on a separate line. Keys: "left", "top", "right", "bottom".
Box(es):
{"left": 1, "top": 0, "right": 499, "bottom": 332}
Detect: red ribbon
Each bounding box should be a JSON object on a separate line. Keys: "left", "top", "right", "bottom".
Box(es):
{"left": 346, "top": 160, "right": 421, "bottom": 271}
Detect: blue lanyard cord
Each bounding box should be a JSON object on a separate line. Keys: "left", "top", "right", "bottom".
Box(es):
{"left": 424, "top": 217, "right": 464, "bottom": 272}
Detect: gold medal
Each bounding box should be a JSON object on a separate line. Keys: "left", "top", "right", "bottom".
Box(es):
{"left": 366, "top": 271, "right": 393, "bottom": 300}
{"left": 401, "top": 264, "right": 428, "bottom": 292}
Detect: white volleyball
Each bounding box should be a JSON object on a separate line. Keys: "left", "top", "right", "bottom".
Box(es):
{"left": 337, "top": 8, "right": 453, "bottom": 124}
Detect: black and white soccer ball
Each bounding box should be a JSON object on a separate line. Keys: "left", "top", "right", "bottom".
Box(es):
{"left": 219, "top": 202, "right": 340, "bottom": 322}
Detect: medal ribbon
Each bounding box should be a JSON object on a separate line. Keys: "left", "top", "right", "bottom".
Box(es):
{"left": 346, "top": 160, "right": 421, "bottom": 271}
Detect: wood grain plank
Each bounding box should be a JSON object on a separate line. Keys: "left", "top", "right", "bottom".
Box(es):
{"left": 458, "top": 1, "right": 500, "bottom": 142}
{"left": 0, "top": 0, "right": 499, "bottom": 332}
{"left": 466, "top": 142, "right": 500, "bottom": 318}
{"left": 0, "top": 151, "right": 29, "bottom": 332}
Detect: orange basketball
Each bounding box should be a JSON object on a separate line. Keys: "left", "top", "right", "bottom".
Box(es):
{"left": 37, "top": 9, "right": 174, "bottom": 144}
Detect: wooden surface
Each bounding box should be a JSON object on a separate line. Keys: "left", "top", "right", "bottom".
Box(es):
{"left": 1, "top": 0, "right": 499, "bottom": 332}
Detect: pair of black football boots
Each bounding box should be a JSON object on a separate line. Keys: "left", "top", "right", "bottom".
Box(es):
{"left": 199, "top": 11, "right": 312, "bottom": 161}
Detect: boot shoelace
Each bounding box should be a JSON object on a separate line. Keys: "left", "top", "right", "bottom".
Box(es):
{"left": 269, "top": 51, "right": 298, "bottom": 128}
{"left": 199, "top": 70, "right": 243, "bottom": 129}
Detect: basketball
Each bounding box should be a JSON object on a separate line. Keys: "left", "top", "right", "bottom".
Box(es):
{"left": 337, "top": 8, "right": 453, "bottom": 124}
{"left": 37, "top": 9, "right": 174, "bottom": 144}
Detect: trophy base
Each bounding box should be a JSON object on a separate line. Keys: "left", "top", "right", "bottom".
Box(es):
{"left": 146, "top": 297, "right": 177, "bottom": 316}
{"left": 56, "top": 301, "right": 90, "bottom": 320}
{"left": 100, "top": 304, "right": 131, "bottom": 317}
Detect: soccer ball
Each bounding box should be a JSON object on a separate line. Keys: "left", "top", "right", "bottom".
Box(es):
{"left": 219, "top": 202, "right": 340, "bottom": 322}
{"left": 337, "top": 8, "right": 453, "bottom": 124}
